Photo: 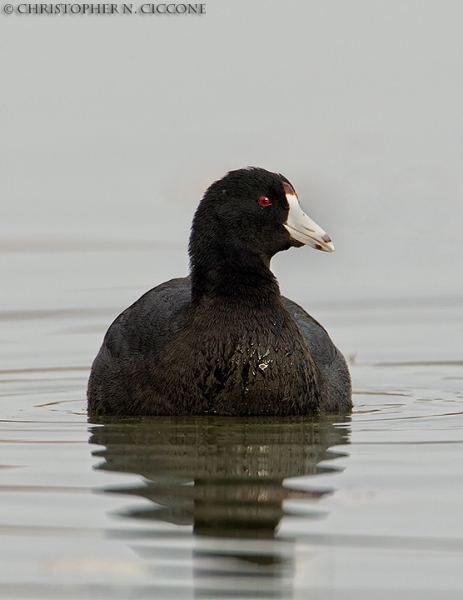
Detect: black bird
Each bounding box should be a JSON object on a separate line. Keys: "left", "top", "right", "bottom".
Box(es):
{"left": 87, "top": 168, "right": 352, "bottom": 416}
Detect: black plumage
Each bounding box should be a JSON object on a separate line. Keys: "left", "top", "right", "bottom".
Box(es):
{"left": 87, "top": 168, "right": 352, "bottom": 415}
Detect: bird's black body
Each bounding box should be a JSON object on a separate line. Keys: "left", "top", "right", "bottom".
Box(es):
{"left": 87, "top": 168, "right": 352, "bottom": 415}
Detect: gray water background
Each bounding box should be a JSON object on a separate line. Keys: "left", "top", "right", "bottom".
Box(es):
{"left": 1, "top": 1, "right": 463, "bottom": 598}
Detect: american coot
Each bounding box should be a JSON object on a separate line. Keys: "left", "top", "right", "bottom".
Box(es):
{"left": 88, "top": 167, "right": 352, "bottom": 416}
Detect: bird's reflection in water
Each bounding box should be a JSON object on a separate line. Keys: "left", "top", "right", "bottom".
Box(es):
{"left": 89, "top": 414, "right": 351, "bottom": 599}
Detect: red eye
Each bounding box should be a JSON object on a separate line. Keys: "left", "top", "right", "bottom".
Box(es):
{"left": 258, "top": 196, "right": 272, "bottom": 207}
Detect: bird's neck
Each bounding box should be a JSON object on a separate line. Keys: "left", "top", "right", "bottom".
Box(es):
{"left": 190, "top": 244, "right": 281, "bottom": 306}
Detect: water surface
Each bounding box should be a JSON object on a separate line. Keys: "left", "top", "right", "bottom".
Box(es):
{"left": 1, "top": 248, "right": 463, "bottom": 599}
